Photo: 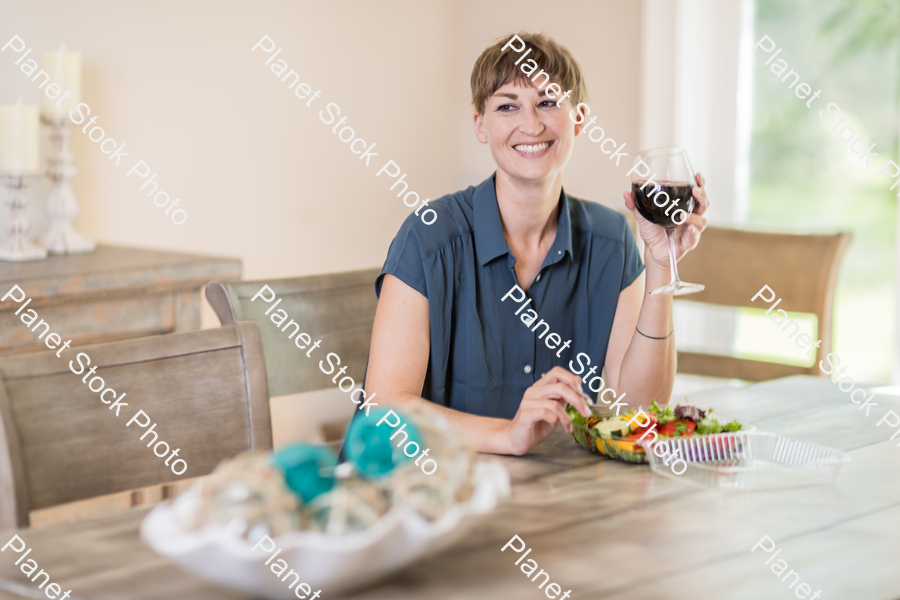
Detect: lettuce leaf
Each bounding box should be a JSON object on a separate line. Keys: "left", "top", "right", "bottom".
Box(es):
{"left": 696, "top": 418, "right": 722, "bottom": 435}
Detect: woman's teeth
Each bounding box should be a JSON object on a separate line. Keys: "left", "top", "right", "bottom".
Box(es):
{"left": 514, "top": 142, "right": 550, "bottom": 153}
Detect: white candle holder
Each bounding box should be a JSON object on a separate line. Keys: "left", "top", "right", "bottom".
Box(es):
{"left": 39, "top": 116, "right": 95, "bottom": 254}
{"left": 0, "top": 173, "right": 46, "bottom": 261}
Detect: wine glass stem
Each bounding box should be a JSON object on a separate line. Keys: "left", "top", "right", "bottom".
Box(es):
{"left": 667, "top": 229, "right": 680, "bottom": 285}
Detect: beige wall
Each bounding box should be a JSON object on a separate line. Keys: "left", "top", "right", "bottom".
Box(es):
{"left": 1, "top": 0, "right": 641, "bottom": 277}
{"left": 1, "top": 0, "right": 642, "bottom": 445}
{"left": 2, "top": 0, "right": 462, "bottom": 280}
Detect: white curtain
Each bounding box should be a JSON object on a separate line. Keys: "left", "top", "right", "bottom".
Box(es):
{"left": 640, "top": 0, "right": 754, "bottom": 368}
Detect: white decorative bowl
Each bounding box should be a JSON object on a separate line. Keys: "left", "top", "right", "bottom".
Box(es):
{"left": 140, "top": 460, "right": 510, "bottom": 599}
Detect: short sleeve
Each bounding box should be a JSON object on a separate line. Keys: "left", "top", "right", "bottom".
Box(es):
{"left": 376, "top": 217, "right": 429, "bottom": 299}
{"left": 620, "top": 219, "right": 645, "bottom": 291}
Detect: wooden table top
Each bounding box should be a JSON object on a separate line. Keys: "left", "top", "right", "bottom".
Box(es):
{"left": 2, "top": 375, "right": 899, "bottom": 600}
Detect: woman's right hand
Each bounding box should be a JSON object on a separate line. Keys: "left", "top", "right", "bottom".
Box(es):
{"left": 502, "top": 366, "right": 594, "bottom": 455}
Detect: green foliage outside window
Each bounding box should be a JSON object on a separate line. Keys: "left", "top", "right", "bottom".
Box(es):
{"left": 737, "top": 0, "right": 898, "bottom": 381}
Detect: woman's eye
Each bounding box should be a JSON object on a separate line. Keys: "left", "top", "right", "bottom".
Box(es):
{"left": 539, "top": 100, "right": 557, "bottom": 108}
{"left": 497, "top": 104, "right": 516, "bottom": 112}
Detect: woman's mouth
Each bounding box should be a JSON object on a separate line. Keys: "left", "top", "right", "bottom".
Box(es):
{"left": 513, "top": 141, "right": 554, "bottom": 157}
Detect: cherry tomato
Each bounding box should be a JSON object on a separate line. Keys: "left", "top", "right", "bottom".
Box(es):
{"left": 658, "top": 420, "right": 696, "bottom": 437}
{"left": 632, "top": 414, "right": 659, "bottom": 437}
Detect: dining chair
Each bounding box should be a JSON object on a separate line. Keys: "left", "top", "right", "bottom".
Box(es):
{"left": 674, "top": 225, "right": 851, "bottom": 381}
{"left": 205, "top": 268, "right": 380, "bottom": 398}
{"left": 0, "top": 321, "right": 271, "bottom": 530}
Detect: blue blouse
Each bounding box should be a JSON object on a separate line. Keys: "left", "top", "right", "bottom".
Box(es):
{"left": 375, "top": 173, "right": 644, "bottom": 420}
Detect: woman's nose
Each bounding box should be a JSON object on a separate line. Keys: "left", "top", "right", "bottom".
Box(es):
{"left": 518, "top": 106, "right": 544, "bottom": 136}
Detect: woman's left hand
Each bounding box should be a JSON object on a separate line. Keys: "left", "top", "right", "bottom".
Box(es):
{"left": 623, "top": 172, "right": 709, "bottom": 270}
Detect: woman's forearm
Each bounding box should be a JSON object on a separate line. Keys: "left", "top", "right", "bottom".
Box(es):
{"left": 617, "top": 256, "right": 677, "bottom": 404}
{"left": 379, "top": 391, "right": 513, "bottom": 454}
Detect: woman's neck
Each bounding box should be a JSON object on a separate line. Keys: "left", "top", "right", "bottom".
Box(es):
{"left": 494, "top": 170, "right": 563, "bottom": 252}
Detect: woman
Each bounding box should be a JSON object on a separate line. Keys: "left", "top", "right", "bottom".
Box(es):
{"left": 365, "top": 32, "right": 708, "bottom": 455}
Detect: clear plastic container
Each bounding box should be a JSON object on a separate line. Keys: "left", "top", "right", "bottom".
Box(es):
{"left": 645, "top": 431, "right": 850, "bottom": 490}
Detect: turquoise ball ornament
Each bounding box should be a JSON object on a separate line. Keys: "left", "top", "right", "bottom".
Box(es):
{"left": 344, "top": 408, "right": 422, "bottom": 478}
{"left": 272, "top": 445, "right": 337, "bottom": 503}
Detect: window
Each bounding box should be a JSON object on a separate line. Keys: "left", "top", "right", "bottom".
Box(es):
{"left": 735, "top": 0, "right": 899, "bottom": 382}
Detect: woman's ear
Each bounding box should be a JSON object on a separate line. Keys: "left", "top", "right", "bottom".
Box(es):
{"left": 473, "top": 111, "right": 489, "bottom": 144}
{"left": 572, "top": 104, "right": 586, "bottom": 137}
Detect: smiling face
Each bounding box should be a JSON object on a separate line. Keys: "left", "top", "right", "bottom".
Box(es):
{"left": 474, "top": 81, "right": 584, "bottom": 186}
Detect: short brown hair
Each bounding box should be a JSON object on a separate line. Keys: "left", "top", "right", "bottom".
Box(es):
{"left": 470, "top": 32, "right": 589, "bottom": 115}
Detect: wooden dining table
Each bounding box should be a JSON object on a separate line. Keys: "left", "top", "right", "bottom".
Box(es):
{"left": 2, "top": 374, "right": 899, "bottom": 600}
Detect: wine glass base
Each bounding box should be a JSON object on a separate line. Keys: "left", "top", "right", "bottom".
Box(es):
{"left": 649, "top": 281, "right": 705, "bottom": 296}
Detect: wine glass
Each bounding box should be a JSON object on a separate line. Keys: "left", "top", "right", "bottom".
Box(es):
{"left": 630, "top": 147, "right": 705, "bottom": 296}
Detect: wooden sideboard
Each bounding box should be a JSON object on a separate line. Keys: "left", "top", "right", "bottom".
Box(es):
{"left": 0, "top": 245, "right": 241, "bottom": 355}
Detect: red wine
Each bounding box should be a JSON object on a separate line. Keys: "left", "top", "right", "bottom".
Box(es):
{"left": 632, "top": 181, "right": 696, "bottom": 228}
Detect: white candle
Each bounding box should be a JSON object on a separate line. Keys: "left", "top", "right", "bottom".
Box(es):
{"left": 40, "top": 47, "right": 81, "bottom": 118}
{"left": 0, "top": 103, "right": 41, "bottom": 174}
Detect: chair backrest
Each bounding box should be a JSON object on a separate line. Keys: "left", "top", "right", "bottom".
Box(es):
{"left": 205, "top": 268, "right": 381, "bottom": 397}
{"left": 0, "top": 322, "right": 271, "bottom": 529}
{"left": 674, "top": 225, "right": 851, "bottom": 381}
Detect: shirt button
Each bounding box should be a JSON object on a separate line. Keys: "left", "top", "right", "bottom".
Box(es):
{"left": 524, "top": 365, "right": 532, "bottom": 374}
{"left": 557, "top": 250, "right": 562, "bottom": 254}
{"left": 536, "top": 273, "right": 541, "bottom": 282}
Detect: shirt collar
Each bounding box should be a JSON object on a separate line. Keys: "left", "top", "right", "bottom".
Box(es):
{"left": 473, "top": 172, "right": 574, "bottom": 267}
